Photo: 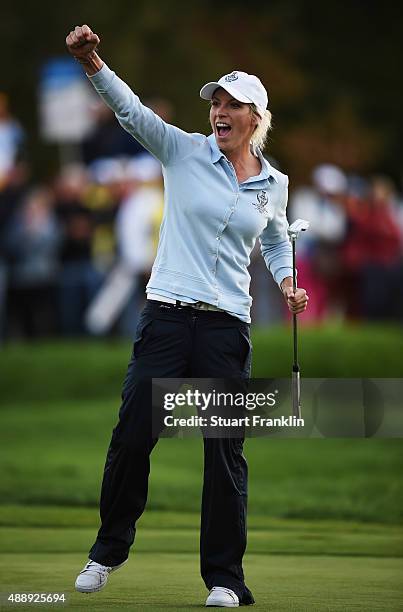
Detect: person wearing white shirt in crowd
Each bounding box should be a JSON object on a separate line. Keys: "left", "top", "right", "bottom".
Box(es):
{"left": 116, "top": 154, "right": 163, "bottom": 336}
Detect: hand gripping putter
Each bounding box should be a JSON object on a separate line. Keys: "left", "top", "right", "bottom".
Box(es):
{"left": 287, "top": 219, "right": 309, "bottom": 419}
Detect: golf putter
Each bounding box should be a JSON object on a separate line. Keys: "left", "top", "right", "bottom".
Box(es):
{"left": 287, "top": 219, "right": 310, "bottom": 419}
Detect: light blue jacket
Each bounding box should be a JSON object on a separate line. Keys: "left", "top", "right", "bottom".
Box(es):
{"left": 89, "top": 64, "right": 293, "bottom": 322}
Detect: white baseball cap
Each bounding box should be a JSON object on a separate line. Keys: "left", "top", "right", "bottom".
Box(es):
{"left": 200, "top": 70, "right": 268, "bottom": 117}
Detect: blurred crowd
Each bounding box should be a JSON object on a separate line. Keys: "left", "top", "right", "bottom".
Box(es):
{"left": 288, "top": 166, "right": 403, "bottom": 324}
{"left": 1, "top": 92, "right": 403, "bottom": 341}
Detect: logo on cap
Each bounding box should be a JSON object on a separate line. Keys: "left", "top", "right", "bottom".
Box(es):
{"left": 224, "top": 71, "right": 238, "bottom": 82}
{"left": 253, "top": 190, "right": 269, "bottom": 215}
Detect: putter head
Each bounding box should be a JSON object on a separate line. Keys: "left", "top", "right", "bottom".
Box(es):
{"left": 288, "top": 219, "right": 310, "bottom": 240}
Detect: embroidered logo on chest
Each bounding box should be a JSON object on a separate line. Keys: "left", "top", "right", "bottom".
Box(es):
{"left": 224, "top": 71, "right": 238, "bottom": 82}
{"left": 252, "top": 190, "right": 269, "bottom": 215}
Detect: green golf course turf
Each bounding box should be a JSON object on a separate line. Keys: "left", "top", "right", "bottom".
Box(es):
{"left": 1, "top": 400, "right": 402, "bottom": 522}
{"left": 0, "top": 335, "right": 402, "bottom": 609}
{"left": 1, "top": 325, "right": 402, "bottom": 404}
{"left": 1, "top": 552, "right": 402, "bottom": 611}
{"left": 0, "top": 510, "right": 402, "bottom": 611}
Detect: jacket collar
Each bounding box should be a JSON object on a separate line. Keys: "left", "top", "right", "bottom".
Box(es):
{"left": 208, "top": 133, "right": 278, "bottom": 183}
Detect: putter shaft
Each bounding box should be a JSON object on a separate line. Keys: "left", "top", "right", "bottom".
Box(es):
{"left": 291, "top": 237, "right": 301, "bottom": 418}
{"left": 287, "top": 219, "right": 309, "bottom": 420}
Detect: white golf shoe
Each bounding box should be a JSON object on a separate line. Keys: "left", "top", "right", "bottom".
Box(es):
{"left": 205, "top": 586, "right": 239, "bottom": 607}
{"left": 75, "top": 559, "right": 127, "bottom": 593}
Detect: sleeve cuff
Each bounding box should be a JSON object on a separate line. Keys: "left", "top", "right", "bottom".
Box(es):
{"left": 275, "top": 269, "right": 294, "bottom": 287}
{"left": 87, "top": 63, "right": 115, "bottom": 92}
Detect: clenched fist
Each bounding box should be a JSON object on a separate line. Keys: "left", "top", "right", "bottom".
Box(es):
{"left": 66, "top": 24, "right": 100, "bottom": 62}
{"left": 282, "top": 286, "right": 309, "bottom": 314}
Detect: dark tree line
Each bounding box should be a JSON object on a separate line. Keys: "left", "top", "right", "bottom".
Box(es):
{"left": 1, "top": 0, "right": 402, "bottom": 184}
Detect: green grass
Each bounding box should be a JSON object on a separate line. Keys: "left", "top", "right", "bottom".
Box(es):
{"left": 1, "top": 507, "right": 402, "bottom": 558}
{"left": 1, "top": 551, "right": 401, "bottom": 611}
{"left": 0, "top": 330, "right": 402, "bottom": 522}
{"left": 0, "top": 324, "right": 402, "bottom": 405}
{"left": 0, "top": 398, "right": 402, "bottom": 522}
{"left": 252, "top": 323, "right": 403, "bottom": 377}
{"left": 0, "top": 335, "right": 402, "bottom": 610}
{"left": 0, "top": 509, "right": 402, "bottom": 611}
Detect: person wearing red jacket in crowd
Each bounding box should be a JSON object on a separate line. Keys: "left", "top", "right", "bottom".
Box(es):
{"left": 342, "top": 176, "right": 402, "bottom": 320}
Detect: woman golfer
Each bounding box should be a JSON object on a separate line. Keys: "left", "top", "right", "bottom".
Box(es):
{"left": 66, "top": 24, "right": 308, "bottom": 608}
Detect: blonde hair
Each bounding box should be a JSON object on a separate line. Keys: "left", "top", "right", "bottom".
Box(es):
{"left": 250, "top": 104, "right": 272, "bottom": 151}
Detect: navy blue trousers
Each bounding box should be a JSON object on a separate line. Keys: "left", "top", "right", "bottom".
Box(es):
{"left": 89, "top": 300, "right": 255, "bottom": 604}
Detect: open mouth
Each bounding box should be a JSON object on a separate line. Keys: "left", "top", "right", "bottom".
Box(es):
{"left": 216, "top": 122, "right": 232, "bottom": 137}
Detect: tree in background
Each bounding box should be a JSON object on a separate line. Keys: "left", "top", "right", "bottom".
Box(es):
{"left": 0, "top": 0, "right": 402, "bottom": 184}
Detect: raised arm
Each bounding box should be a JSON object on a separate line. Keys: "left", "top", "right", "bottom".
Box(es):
{"left": 66, "top": 25, "right": 200, "bottom": 166}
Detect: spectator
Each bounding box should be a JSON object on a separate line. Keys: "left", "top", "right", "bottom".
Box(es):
{"left": 5, "top": 186, "right": 60, "bottom": 338}
{"left": 0, "top": 93, "right": 25, "bottom": 188}
{"left": 289, "top": 164, "right": 347, "bottom": 322}
{"left": 342, "top": 175, "right": 402, "bottom": 320}
{"left": 86, "top": 157, "right": 127, "bottom": 270}
{"left": 0, "top": 161, "right": 30, "bottom": 340}
{"left": 115, "top": 154, "right": 163, "bottom": 336}
{"left": 54, "top": 164, "right": 103, "bottom": 336}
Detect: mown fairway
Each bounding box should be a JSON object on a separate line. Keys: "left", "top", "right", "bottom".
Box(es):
{"left": 0, "top": 331, "right": 402, "bottom": 610}
{"left": 1, "top": 508, "right": 402, "bottom": 611}
{"left": 1, "top": 400, "right": 402, "bottom": 522}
